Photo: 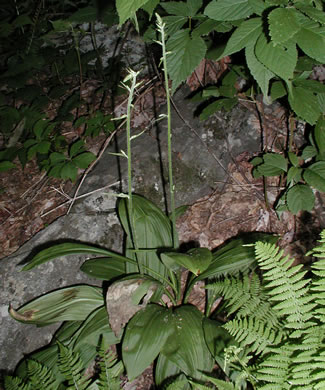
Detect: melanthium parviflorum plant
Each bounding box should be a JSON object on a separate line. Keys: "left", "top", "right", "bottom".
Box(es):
{"left": 5, "top": 15, "right": 274, "bottom": 389}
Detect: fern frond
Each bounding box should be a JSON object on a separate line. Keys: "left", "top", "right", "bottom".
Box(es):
{"left": 207, "top": 274, "right": 280, "bottom": 328}
{"left": 97, "top": 342, "right": 123, "bottom": 390}
{"left": 254, "top": 242, "right": 315, "bottom": 328}
{"left": 3, "top": 376, "right": 31, "bottom": 390}
{"left": 57, "top": 341, "right": 92, "bottom": 390}
{"left": 223, "top": 317, "right": 284, "bottom": 355}
{"left": 26, "top": 359, "right": 56, "bottom": 390}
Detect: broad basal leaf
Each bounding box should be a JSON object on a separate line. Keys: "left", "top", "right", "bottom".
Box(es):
{"left": 204, "top": 0, "right": 254, "bottom": 21}
{"left": 304, "top": 161, "right": 325, "bottom": 192}
{"left": 268, "top": 7, "right": 300, "bottom": 45}
{"left": 80, "top": 257, "right": 126, "bottom": 280}
{"left": 166, "top": 29, "right": 206, "bottom": 94}
{"left": 22, "top": 242, "right": 136, "bottom": 271}
{"left": 245, "top": 41, "right": 275, "bottom": 96}
{"left": 255, "top": 33, "right": 297, "bottom": 81}
{"left": 220, "top": 17, "right": 262, "bottom": 58}
{"left": 161, "top": 248, "right": 212, "bottom": 275}
{"left": 288, "top": 86, "right": 321, "bottom": 125}
{"left": 116, "top": 0, "right": 150, "bottom": 25}
{"left": 122, "top": 304, "right": 172, "bottom": 380}
{"left": 286, "top": 184, "right": 315, "bottom": 214}
{"left": 161, "top": 305, "right": 214, "bottom": 380}
{"left": 9, "top": 285, "right": 103, "bottom": 325}
{"left": 155, "top": 354, "right": 183, "bottom": 387}
{"left": 296, "top": 27, "right": 325, "bottom": 63}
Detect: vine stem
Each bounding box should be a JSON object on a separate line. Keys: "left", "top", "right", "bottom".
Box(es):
{"left": 156, "top": 14, "right": 177, "bottom": 249}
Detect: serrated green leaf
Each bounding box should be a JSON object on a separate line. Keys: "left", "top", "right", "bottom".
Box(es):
{"left": 293, "top": 78, "right": 325, "bottom": 94}
{"left": 255, "top": 33, "right": 297, "bottom": 81}
{"left": 302, "top": 145, "right": 318, "bottom": 160}
{"left": 264, "top": 153, "right": 287, "bottom": 171}
{"left": 288, "top": 86, "right": 321, "bottom": 125}
{"left": 73, "top": 151, "right": 96, "bottom": 169}
{"left": 286, "top": 184, "right": 315, "bottom": 214}
{"left": 10, "top": 286, "right": 104, "bottom": 325}
{"left": 200, "top": 98, "right": 237, "bottom": 120}
{"left": 296, "top": 4, "right": 325, "bottom": 25}
{"left": 141, "top": 0, "right": 160, "bottom": 18}
{"left": 161, "top": 306, "right": 214, "bottom": 380}
{"left": 70, "top": 140, "right": 84, "bottom": 158}
{"left": 202, "top": 86, "right": 220, "bottom": 98}
{"left": 270, "top": 81, "right": 287, "bottom": 100}
{"left": 116, "top": 0, "right": 150, "bottom": 25}
{"left": 36, "top": 141, "right": 51, "bottom": 155}
{"left": 296, "top": 27, "right": 325, "bottom": 63}
{"left": 268, "top": 8, "right": 300, "bottom": 45}
{"left": 166, "top": 29, "right": 206, "bottom": 94}
{"left": 204, "top": 0, "right": 253, "bottom": 21}
{"left": 163, "top": 15, "right": 188, "bottom": 36}
{"left": 50, "top": 152, "right": 66, "bottom": 165}
{"left": 314, "top": 117, "right": 325, "bottom": 153}
{"left": 288, "top": 152, "right": 300, "bottom": 167}
{"left": 61, "top": 162, "right": 78, "bottom": 181}
{"left": 0, "top": 161, "right": 16, "bottom": 171}
{"left": 287, "top": 166, "right": 302, "bottom": 183}
{"left": 245, "top": 41, "right": 275, "bottom": 96}
{"left": 220, "top": 17, "right": 262, "bottom": 58}
{"left": 248, "top": 0, "right": 266, "bottom": 15}
{"left": 161, "top": 1, "right": 190, "bottom": 16}
{"left": 80, "top": 257, "right": 126, "bottom": 280}
{"left": 304, "top": 161, "right": 325, "bottom": 192}
{"left": 122, "top": 304, "right": 172, "bottom": 380}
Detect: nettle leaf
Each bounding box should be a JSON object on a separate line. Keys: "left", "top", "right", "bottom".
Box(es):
{"left": 296, "top": 4, "right": 325, "bottom": 25}
{"left": 122, "top": 304, "right": 172, "bottom": 380}
{"left": 268, "top": 7, "right": 300, "bottom": 45}
{"left": 263, "top": 153, "right": 287, "bottom": 171}
{"left": 141, "top": 0, "right": 160, "bottom": 19}
{"left": 163, "top": 15, "right": 187, "bottom": 36}
{"left": 167, "top": 29, "right": 206, "bottom": 93}
{"left": 314, "top": 117, "right": 325, "bottom": 153}
{"left": 288, "top": 86, "right": 321, "bottom": 125}
{"left": 204, "top": 0, "right": 254, "bottom": 21}
{"left": 220, "top": 17, "right": 262, "bottom": 58}
{"left": 116, "top": 0, "right": 150, "bottom": 25}
{"left": 245, "top": 41, "right": 275, "bottom": 96}
{"left": 73, "top": 152, "right": 96, "bottom": 169}
{"left": 255, "top": 33, "right": 297, "bottom": 81}
{"left": 286, "top": 184, "right": 315, "bottom": 214}
{"left": 296, "top": 27, "right": 325, "bottom": 63}
{"left": 9, "top": 286, "right": 104, "bottom": 325}
{"left": 304, "top": 161, "right": 325, "bottom": 192}
{"left": 248, "top": 0, "right": 267, "bottom": 15}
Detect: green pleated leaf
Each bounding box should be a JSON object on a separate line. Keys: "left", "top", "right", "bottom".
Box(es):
{"left": 296, "top": 27, "right": 325, "bottom": 63}
{"left": 204, "top": 0, "right": 253, "bottom": 21}
{"left": 161, "top": 305, "right": 214, "bottom": 380}
{"left": 221, "top": 17, "right": 262, "bottom": 58}
{"left": 245, "top": 41, "right": 275, "bottom": 96}
{"left": 304, "top": 161, "right": 325, "bottom": 192}
{"left": 116, "top": 0, "right": 150, "bottom": 24}
{"left": 288, "top": 86, "right": 321, "bottom": 125}
{"left": 268, "top": 7, "right": 300, "bottom": 45}
{"left": 155, "top": 354, "right": 184, "bottom": 387}
{"left": 80, "top": 257, "right": 126, "bottom": 280}
{"left": 122, "top": 304, "right": 172, "bottom": 380}
{"left": 166, "top": 29, "right": 206, "bottom": 94}
{"left": 22, "top": 243, "right": 136, "bottom": 271}
{"left": 286, "top": 184, "right": 315, "bottom": 215}
{"left": 161, "top": 248, "right": 212, "bottom": 276}
{"left": 9, "top": 285, "right": 104, "bottom": 325}
{"left": 118, "top": 195, "right": 174, "bottom": 282}
{"left": 315, "top": 117, "right": 325, "bottom": 154}
{"left": 255, "top": 33, "right": 297, "bottom": 81}
{"left": 195, "top": 233, "right": 277, "bottom": 282}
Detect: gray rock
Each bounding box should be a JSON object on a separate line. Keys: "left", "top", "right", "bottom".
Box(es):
{"left": 0, "top": 86, "right": 260, "bottom": 374}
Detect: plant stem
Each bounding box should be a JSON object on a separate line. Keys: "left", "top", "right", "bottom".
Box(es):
{"left": 157, "top": 14, "right": 177, "bottom": 249}
{"left": 125, "top": 69, "right": 142, "bottom": 273}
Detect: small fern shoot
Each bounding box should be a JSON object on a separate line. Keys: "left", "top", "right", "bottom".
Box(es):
{"left": 3, "top": 376, "right": 31, "bottom": 390}
{"left": 57, "top": 341, "right": 92, "bottom": 390}
{"left": 97, "top": 339, "right": 123, "bottom": 390}
{"left": 26, "top": 359, "right": 56, "bottom": 390}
